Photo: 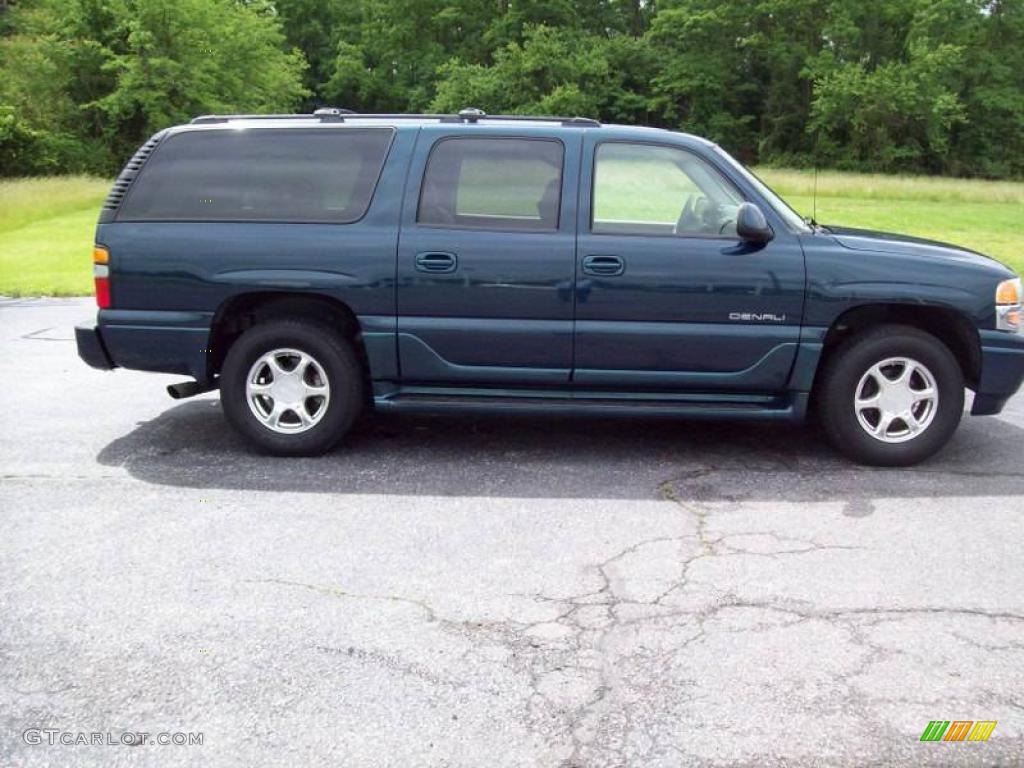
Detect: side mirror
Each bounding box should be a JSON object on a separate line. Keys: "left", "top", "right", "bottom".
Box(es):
{"left": 736, "top": 203, "right": 774, "bottom": 244}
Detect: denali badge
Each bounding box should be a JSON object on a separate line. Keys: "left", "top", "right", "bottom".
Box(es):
{"left": 729, "top": 312, "right": 786, "bottom": 322}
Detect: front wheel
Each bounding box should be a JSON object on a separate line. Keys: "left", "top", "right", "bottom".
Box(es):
{"left": 220, "top": 318, "right": 364, "bottom": 456}
{"left": 817, "top": 325, "right": 964, "bottom": 466}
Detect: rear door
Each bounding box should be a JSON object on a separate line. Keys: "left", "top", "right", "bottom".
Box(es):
{"left": 396, "top": 126, "right": 581, "bottom": 386}
{"left": 573, "top": 136, "right": 806, "bottom": 391}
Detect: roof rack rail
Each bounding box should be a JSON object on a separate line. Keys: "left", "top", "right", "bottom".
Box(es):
{"left": 441, "top": 108, "right": 601, "bottom": 127}
{"left": 313, "top": 107, "right": 357, "bottom": 117}
{"left": 191, "top": 108, "right": 354, "bottom": 125}
{"left": 190, "top": 108, "right": 601, "bottom": 128}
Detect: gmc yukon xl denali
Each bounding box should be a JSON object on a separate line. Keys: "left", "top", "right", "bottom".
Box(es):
{"left": 75, "top": 109, "right": 1024, "bottom": 465}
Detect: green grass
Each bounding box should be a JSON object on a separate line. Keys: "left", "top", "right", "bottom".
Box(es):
{"left": 0, "top": 170, "right": 1021, "bottom": 296}
{"left": 757, "top": 168, "right": 1024, "bottom": 273}
{"left": 0, "top": 176, "right": 110, "bottom": 296}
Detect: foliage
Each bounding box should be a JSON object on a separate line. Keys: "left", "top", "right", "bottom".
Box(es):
{"left": 431, "top": 26, "right": 656, "bottom": 123}
{"left": 808, "top": 43, "right": 968, "bottom": 173}
{"left": 0, "top": 0, "right": 307, "bottom": 175}
{"left": 0, "top": 0, "right": 1022, "bottom": 178}
{"left": 0, "top": 105, "right": 43, "bottom": 174}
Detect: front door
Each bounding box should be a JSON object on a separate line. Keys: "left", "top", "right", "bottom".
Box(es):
{"left": 573, "top": 138, "right": 806, "bottom": 391}
{"left": 396, "top": 127, "right": 580, "bottom": 385}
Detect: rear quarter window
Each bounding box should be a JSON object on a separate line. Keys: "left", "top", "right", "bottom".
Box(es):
{"left": 118, "top": 128, "right": 393, "bottom": 223}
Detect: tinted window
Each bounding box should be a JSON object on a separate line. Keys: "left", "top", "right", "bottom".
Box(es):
{"left": 418, "top": 138, "right": 563, "bottom": 231}
{"left": 592, "top": 143, "right": 743, "bottom": 237}
{"left": 120, "top": 128, "right": 392, "bottom": 223}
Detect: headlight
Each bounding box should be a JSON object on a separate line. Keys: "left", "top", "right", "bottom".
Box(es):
{"left": 996, "top": 277, "right": 1021, "bottom": 332}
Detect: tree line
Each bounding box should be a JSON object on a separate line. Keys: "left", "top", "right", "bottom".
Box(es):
{"left": 1, "top": 0, "right": 1022, "bottom": 178}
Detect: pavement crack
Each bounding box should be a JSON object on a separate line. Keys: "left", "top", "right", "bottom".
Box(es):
{"left": 250, "top": 577, "right": 442, "bottom": 622}
{"left": 20, "top": 326, "right": 74, "bottom": 341}
{"left": 952, "top": 632, "right": 1024, "bottom": 652}
{"left": 249, "top": 539, "right": 1024, "bottom": 764}
{"left": 2, "top": 681, "right": 79, "bottom": 696}
{"left": 315, "top": 644, "right": 473, "bottom": 691}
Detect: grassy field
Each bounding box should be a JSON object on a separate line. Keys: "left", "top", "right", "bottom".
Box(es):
{"left": 0, "top": 170, "right": 1021, "bottom": 296}
{"left": 760, "top": 169, "right": 1024, "bottom": 272}
{"left": 0, "top": 176, "right": 111, "bottom": 296}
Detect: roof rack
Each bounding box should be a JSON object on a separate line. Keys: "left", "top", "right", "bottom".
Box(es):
{"left": 440, "top": 108, "right": 601, "bottom": 127}
{"left": 191, "top": 107, "right": 600, "bottom": 128}
{"left": 191, "top": 110, "right": 351, "bottom": 124}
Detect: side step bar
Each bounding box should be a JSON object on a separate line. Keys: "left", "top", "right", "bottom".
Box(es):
{"left": 374, "top": 389, "right": 809, "bottom": 423}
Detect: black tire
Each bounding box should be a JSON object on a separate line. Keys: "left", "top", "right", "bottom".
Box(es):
{"left": 816, "top": 324, "right": 964, "bottom": 466}
{"left": 220, "top": 318, "right": 364, "bottom": 456}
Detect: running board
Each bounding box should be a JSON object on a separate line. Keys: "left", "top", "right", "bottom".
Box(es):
{"left": 373, "top": 388, "right": 809, "bottom": 423}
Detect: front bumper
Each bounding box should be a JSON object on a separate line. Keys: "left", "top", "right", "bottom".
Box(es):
{"left": 75, "top": 322, "right": 115, "bottom": 370}
{"left": 972, "top": 330, "right": 1024, "bottom": 415}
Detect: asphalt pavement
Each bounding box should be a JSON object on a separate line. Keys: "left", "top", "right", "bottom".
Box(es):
{"left": 1, "top": 297, "right": 1022, "bottom": 767}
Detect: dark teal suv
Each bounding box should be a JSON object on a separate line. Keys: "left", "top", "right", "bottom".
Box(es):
{"left": 75, "top": 109, "right": 1024, "bottom": 465}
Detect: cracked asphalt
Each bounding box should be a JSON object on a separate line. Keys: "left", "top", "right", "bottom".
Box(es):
{"left": 2, "top": 297, "right": 1023, "bottom": 767}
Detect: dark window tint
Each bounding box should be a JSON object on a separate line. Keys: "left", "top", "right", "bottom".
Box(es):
{"left": 418, "top": 138, "right": 563, "bottom": 231}
{"left": 119, "top": 128, "right": 392, "bottom": 223}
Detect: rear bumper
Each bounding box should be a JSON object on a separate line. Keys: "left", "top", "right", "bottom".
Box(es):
{"left": 75, "top": 323, "right": 115, "bottom": 370}
{"left": 972, "top": 330, "right": 1024, "bottom": 415}
{"left": 75, "top": 309, "right": 213, "bottom": 382}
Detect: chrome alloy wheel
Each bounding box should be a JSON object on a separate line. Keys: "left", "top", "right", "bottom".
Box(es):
{"left": 854, "top": 356, "right": 938, "bottom": 444}
{"left": 245, "top": 348, "right": 330, "bottom": 433}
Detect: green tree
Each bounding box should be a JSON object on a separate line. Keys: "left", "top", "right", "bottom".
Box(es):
{"left": 0, "top": 0, "right": 307, "bottom": 174}
{"left": 808, "top": 43, "right": 967, "bottom": 173}
{"left": 912, "top": 0, "right": 1024, "bottom": 177}
{"left": 322, "top": 0, "right": 450, "bottom": 111}
{"left": 805, "top": 0, "right": 1023, "bottom": 177}
{"left": 93, "top": 0, "right": 307, "bottom": 161}
{"left": 3, "top": 0, "right": 1024, "bottom": 179}
{"left": 431, "top": 25, "right": 655, "bottom": 122}
{"left": 316, "top": 0, "right": 505, "bottom": 112}
{"left": 273, "top": 0, "right": 359, "bottom": 107}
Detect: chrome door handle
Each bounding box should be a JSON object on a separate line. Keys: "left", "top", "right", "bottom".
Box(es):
{"left": 582, "top": 254, "right": 625, "bottom": 276}
{"left": 414, "top": 252, "right": 457, "bottom": 273}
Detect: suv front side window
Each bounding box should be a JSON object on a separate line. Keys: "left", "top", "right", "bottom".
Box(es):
{"left": 592, "top": 142, "right": 743, "bottom": 238}
{"left": 417, "top": 137, "right": 564, "bottom": 232}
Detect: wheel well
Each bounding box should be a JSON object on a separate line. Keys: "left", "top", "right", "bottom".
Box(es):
{"left": 816, "top": 304, "right": 981, "bottom": 390}
{"left": 208, "top": 292, "right": 367, "bottom": 380}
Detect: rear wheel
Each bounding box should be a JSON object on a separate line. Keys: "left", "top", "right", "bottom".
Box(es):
{"left": 817, "top": 324, "right": 964, "bottom": 466}
{"left": 220, "top": 318, "right": 363, "bottom": 455}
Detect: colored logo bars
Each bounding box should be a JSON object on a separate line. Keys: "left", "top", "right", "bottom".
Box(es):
{"left": 920, "top": 721, "right": 997, "bottom": 742}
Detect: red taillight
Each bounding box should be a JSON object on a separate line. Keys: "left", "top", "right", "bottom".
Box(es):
{"left": 94, "top": 275, "right": 111, "bottom": 308}
{"left": 93, "top": 245, "right": 110, "bottom": 308}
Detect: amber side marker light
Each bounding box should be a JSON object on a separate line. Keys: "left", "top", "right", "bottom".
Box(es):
{"left": 996, "top": 277, "right": 1022, "bottom": 333}
{"left": 996, "top": 278, "right": 1020, "bottom": 305}
{"left": 93, "top": 245, "right": 111, "bottom": 308}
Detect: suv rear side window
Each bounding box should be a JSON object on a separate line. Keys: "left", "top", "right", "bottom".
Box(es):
{"left": 418, "top": 137, "right": 563, "bottom": 231}
{"left": 119, "top": 128, "right": 393, "bottom": 223}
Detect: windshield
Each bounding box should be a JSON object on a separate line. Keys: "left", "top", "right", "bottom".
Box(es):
{"left": 711, "top": 146, "right": 812, "bottom": 233}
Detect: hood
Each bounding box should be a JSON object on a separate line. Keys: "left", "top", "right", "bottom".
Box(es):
{"left": 824, "top": 225, "right": 1006, "bottom": 271}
